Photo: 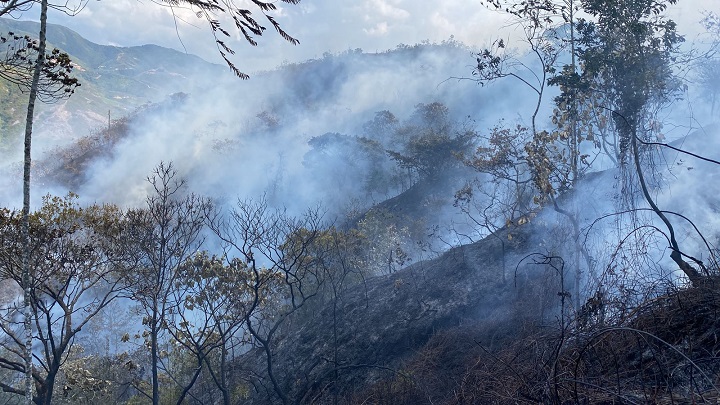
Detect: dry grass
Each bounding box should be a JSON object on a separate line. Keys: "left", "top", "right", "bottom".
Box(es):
{"left": 345, "top": 284, "right": 720, "bottom": 405}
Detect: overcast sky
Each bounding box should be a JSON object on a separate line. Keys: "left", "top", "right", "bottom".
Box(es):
{"left": 11, "top": 0, "right": 718, "bottom": 73}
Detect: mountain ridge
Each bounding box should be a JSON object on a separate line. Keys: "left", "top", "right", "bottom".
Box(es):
{"left": 0, "top": 17, "right": 226, "bottom": 145}
{"left": 0, "top": 18, "right": 220, "bottom": 74}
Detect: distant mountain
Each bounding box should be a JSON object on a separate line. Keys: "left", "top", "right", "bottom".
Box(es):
{"left": 0, "top": 18, "right": 226, "bottom": 146}
{"left": 22, "top": 35, "right": 498, "bottom": 200}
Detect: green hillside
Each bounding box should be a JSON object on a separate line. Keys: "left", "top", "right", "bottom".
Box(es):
{"left": 0, "top": 80, "right": 27, "bottom": 149}
{"left": 0, "top": 18, "right": 226, "bottom": 145}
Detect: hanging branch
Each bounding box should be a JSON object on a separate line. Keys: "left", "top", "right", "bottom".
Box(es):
{"left": 0, "top": 32, "right": 80, "bottom": 103}
{"left": 625, "top": 116, "right": 707, "bottom": 285}
{"left": 176, "top": 0, "right": 302, "bottom": 78}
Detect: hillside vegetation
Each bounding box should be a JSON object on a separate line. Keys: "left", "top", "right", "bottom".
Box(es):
{"left": 0, "top": 1, "right": 719, "bottom": 404}
{"left": 0, "top": 18, "right": 226, "bottom": 145}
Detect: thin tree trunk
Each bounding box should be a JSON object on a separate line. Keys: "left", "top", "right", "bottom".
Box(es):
{"left": 220, "top": 343, "right": 229, "bottom": 405}
{"left": 22, "top": 1, "right": 48, "bottom": 404}
{"left": 630, "top": 125, "right": 704, "bottom": 286}
{"left": 568, "top": 0, "right": 582, "bottom": 310}
{"left": 35, "top": 362, "right": 59, "bottom": 405}
{"left": 151, "top": 310, "right": 159, "bottom": 405}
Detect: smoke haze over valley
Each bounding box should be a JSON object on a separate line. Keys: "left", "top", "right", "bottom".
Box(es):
{"left": 3, "top": 6, "right": 720, "bottom": 291}
{"left": 1, "top": 1, "right": 720, "bottom": 403}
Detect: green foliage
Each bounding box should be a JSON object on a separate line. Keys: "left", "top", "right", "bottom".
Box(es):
{"left": 573, "top": 0, "right": 683, "bottom": 161}
{"left": 468, "top": 0, "right": 684, "bottom": 210}
{"left": 385, "top": 102, "right": 476, "bottom": 181}
{"left": 0, "top": 192, "right": 128, "bottom": 283}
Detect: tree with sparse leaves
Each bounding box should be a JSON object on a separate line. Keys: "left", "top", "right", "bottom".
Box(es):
{"left": 0, "top": 32, "right": 79, "bottom": 102}
{"left": 209, "top": 197, "right": 330, "bottom": 405}
{"left": 0, "top": 193, "right": 132, "bottom": 405}
{"left": 569, "top": 0, "right": 706, "bottom": 285}
{"left": 472, "top": 0, "right": 597, "bottom": 310}
{"left": 124, "top": 162, "right": 211, "bottom": 405}
{"left": 163, "top": 251, "right": 261, "bottom": 405}
{"left": 473, "top": 0, "right": 710, "bottom": 294}
{"left": 0, "top": 2, "right": 302, "bottom": 401}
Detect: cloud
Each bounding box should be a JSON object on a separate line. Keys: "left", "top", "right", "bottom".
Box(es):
{"left": 32, "top": 0, "right": 713, "bottom": 74}
{"left": 430, "top": 11, "right": 455, "bottom": 34}
{"left": 364, "top": 22, "right": 389, "bottom": 36}
{"left": 36, "top": 1, "right": 499, "bottom": 70}
{"left": 357, "top": 0, "right": 409, "bottom": 37}
{"left": 365, "top": 0, "right": 410, "bottom": 20}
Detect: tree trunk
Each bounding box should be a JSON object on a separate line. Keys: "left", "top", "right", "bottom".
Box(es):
{"left": 151, "top": 309, "right": 159, "bottom": 405}
{"left": 220, "top": 343, "right": 230, "bottom": 405}
{"left": 175, "top": 355, "right": 203, "bottom": 405}
{"left": 630, "top": 125, "right": 704, "bottom": 286}
{"left": 34, "top": 362, "right": 59, "bottom": 405}
{"left": 22, "top": 1, "right": 48, "bottom": 404}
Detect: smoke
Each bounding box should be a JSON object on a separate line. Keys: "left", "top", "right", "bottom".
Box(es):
{"left": 0, "top": 20, "right": 717, "bottom": 291}
{"left": 12, "top": 43, "right": 535, "bottom": 221}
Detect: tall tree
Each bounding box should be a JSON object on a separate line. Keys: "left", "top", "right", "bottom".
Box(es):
{"left": 20, "top": 3, "right": 49, "bottom": 403}
{"left": 126, "top": 162, "right": 211, "bottom": 405}
{"left": 574, "top": 0, "right": 682, "bottom": 165}
{"left": 572, "top": 0, "right": 704, "bottom": 284}
{"left": 474, "top": 0, "right": 596, "bottom": 309}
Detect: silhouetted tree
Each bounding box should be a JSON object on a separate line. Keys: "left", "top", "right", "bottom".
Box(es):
{"left": 125, "top": 162, "right": 211, "bottom": 405}
{"left": 210, "top": 197, "right": 328, "bottom": 405}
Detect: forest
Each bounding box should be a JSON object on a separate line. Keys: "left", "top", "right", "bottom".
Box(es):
{"left": 1, "top": 0, "right": 720, "bottom": 404}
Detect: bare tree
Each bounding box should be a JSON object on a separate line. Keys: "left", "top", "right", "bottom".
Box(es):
{"left": 125, "top": 162, "right": 211, "bottom": 405}
{"left": 209, "top": 197, "right": 329, "bottom": 405}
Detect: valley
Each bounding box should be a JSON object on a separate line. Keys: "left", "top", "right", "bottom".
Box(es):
{"left": 0, "top": 1, "right": 720, "bottom": 403}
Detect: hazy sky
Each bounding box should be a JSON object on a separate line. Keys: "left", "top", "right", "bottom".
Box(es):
{"left": 21, "top": 0, "right": 715, "bottom": 73}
